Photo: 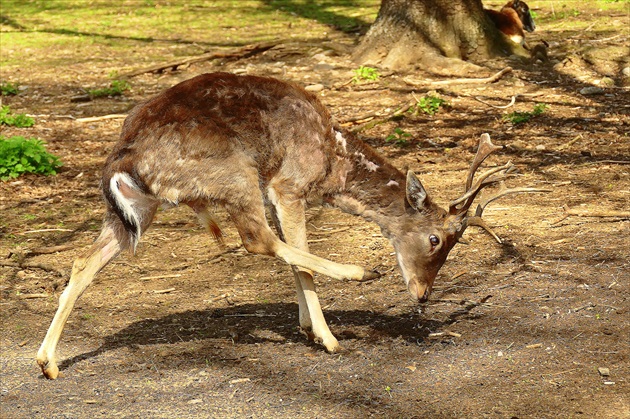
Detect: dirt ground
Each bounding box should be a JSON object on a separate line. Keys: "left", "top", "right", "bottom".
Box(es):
{"left": 1, "top": 8, "right": 629, "bottom": 419}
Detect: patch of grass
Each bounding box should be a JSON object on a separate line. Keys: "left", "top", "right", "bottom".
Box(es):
{"left": 386, "top": 128, "right": 412, "bottom": 147}
{"left": 1, "top": 81, "right": 19, "bottom": 96}
{"left": 503, "top": 103, "right": 548, "bottom": 124}
{"left": 352, "top": 66, "right": 380, "bottom": 83}
{"left": 414, "top": 94, "right": 447, "bottom": 115}
{"left": 88, "top": 79, "right": 131, "bottom": 98}
{"left": 0, "top": 105, "right": 35, "bottom": 127}
{"left": 0, "top": 1, "right": 380, "bottom": 72}
{"left": 0, "top": 136, "right": 62, "bottom": 181}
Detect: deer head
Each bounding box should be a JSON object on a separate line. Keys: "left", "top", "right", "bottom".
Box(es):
{"left": 390, "top": 134, "right": 545, "bottom": 302}
{"left": 509, "top": 0, "right": 536, "bottom": 33}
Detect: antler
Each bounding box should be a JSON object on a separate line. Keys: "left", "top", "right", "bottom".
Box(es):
{"left": 450, "top": 134, "right": 551, "bottom": 242}
{"left": 449, "top": 133, "right": 510, "bottom": 215}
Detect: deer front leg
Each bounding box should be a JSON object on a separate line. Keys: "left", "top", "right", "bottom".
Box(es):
{"left": 268, "top": 191, "right": 339, "bottom": 353}
{"left": 37, "top": 224, "right": 122, "bottom": 379}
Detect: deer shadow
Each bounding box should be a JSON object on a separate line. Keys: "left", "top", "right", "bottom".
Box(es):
{"left": 57, "top": 301, "right": 483, "bottom": 373}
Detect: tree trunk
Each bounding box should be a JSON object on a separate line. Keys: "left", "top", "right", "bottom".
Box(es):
{"left": 353, "top": 0, "right": 513, "bottom": 74}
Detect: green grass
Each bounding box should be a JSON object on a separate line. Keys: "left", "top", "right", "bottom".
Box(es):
{"left": 0, "top": 105, "right": 35, "bottom": 127}
{"left": 352, "top": 66, "right": 380, "bottom": 83}
{"left": 0, "top": 135, "right": 63, "bottom": 181}
{"left": 0, "top": 1, "right": 379, "bottom": 71}
{"left": 88, "top": 79, "right": 131, "bottom": 98}
{"left": 1, "top": 81, "right": 19, "bottom": 95}
{"left": 414, "top": 94, "right": 447, "bottom": 116}
{"left": 385, "top": 128, "right": 412, "bottom": 147}
{"left": 503, "top": 103, "right": 548, "bottom": 125}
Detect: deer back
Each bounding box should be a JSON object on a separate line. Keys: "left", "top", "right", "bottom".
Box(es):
{"left": 102, "top": 73, "right": 353, "bottom": 230}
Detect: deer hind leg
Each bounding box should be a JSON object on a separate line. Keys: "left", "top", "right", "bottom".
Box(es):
{"left": 36, "top": 215, "right": 125, "bottom": 379}
{"left": 267, "top": 193, "right": 339, "bottom": 352}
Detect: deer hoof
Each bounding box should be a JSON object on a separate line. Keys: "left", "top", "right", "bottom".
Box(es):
{"left": 360, "top": 269, "right": 381, "bottom": 282}
{"left": 38, "top": 359, "right": 60, "bottom": 380}
{"left": 299, "top": 326, "right": 316, "bottom": 342}
{"left": 322, "top": 337, "right": 340, "bottom": 353}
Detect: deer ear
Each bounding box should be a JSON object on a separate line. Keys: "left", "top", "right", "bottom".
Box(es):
{"left": 405, "top": 171, "right": 429, "bottom": 211}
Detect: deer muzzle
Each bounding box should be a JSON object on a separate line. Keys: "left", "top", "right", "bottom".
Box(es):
{"left": 407, "top": 279, "right": 432, "bottom": 303}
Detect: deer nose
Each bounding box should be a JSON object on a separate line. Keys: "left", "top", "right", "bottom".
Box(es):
{"left": 408, "top": 280, "right": 431, "bottom": 303}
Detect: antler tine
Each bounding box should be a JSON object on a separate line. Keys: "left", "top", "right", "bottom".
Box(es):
{"left": 449, "top": 161, "right": 514, "bottom": 212}
{"left": 467, "top": 182, "right": 553, "bottom": 243}
{"left": 465, "top": 133, "right": 503, "bottom": 191}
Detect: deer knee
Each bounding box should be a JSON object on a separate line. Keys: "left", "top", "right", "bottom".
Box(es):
{"left": 71, "top": 255, "right": 90, "bottom": 272}
{"left": 240, "top": 230, "right": 278, "bottom": 256}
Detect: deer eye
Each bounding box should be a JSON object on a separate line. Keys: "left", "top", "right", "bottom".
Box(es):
{"left": 429, "top": 234, "right": 440, "bottom": 247}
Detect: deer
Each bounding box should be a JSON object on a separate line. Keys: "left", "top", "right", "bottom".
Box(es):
{"left": 486, "top": 0, "right": 536, "bottom": 47}
{"left": 36, "top": 72, "right": 544, "bottom": 379}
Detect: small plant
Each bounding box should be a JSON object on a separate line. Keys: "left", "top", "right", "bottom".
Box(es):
{"left": 0, "top": 105, "right": 35, "bottom": 127}
{"left": 0, "top": 136, "right": 62, "bottom": 181}
{"left": 1, "top": 81, "right": 19, "bottom": 96}
{"left": 503, "top": 103, "right": 547, "bottom": 124}
{"left": 415, "top": 94, "right": 446, "bottom": 115}
{"left": 352, "top": 66, "right": 380, "bottom": 83}
{"left": 386, "top": 127, "right": 412, "bottom": 147}
{"left": 88, "top": 79, "right": 131, "bottom": 98}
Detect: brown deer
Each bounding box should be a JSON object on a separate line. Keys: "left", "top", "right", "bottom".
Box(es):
{"left": 486, "top": 0, "right": 536, "bottom": 47}
{"left": 37, "top": 72, "right": 542, "bottom": 379}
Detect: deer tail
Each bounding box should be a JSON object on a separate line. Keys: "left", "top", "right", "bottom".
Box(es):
{"left": 102, "top": 171, "right": 159, "bottom": 252}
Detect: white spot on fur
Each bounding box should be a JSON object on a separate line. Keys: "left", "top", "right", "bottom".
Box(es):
{"left": 510, "top": 34, "right": 524, "bottom": 45}
{"left": 387, "top": 180, "right": 399, "bottom": 187}
{"left": 335, "top": 130, "right": 347, "bottom": 152}
{"left": 355, "top": 152, "right": 379, "bottom": 172}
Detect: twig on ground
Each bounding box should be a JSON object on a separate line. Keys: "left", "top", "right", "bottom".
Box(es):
{"left": 140, "top": 274, "right": 182, "bottom": 280}
{"left": 20, "top": 228, "right": 73, "bottom": 234}
{"left": 153, "top": 288, "right": 176, "bottom": 294}
{"left": 349, "top": 101, "right": 415, "bottom": 133}
{"left": 553, "top": 205, "right": 630, "bottom": 224}
{"left": 119, "top": 42, "right": 277, "bottom": 78}
{"left": 18, "top": 293, "right": 50, "bottom": 299}
{"left": 27, "top": 245, "right": 74, "bottom": 255}
{"left": 0, "top": 261, "right": 66, "bottom": 276}
{"left": 474, "top": 95, "right": 517, "bottom": 109}
{"left": 403, "top": 67, "right": 512, "bottom": 87}
{"left": 76, "top": 114, "right": 127, "bottom": 123}
{"left": 558, "top": 134, "right": 584, "bottom": 151}
{"left": 310, "top": 226, "right": 350, "bottom": 236}
{"left": 584, "top": 160, "right": 630, "bottom": 165}
{"left": 205, "top": 293, "right": 230, "bottom": 303}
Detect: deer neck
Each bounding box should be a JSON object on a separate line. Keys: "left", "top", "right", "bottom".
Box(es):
{"left": 328, "top": 130, "right": 408, "bottom": 229}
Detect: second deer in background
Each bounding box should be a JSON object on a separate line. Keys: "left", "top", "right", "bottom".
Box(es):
{"left": 486, "top": 0, "right": 536, "bottom": 47}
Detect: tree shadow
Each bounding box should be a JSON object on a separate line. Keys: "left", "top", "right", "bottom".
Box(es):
{"left": 260, "top": 0, "right": 374, "bottom": 34}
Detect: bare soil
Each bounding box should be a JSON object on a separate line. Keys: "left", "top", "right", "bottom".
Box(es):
{"left": 1, "top": 17, "right": 629, "bottom": 419}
